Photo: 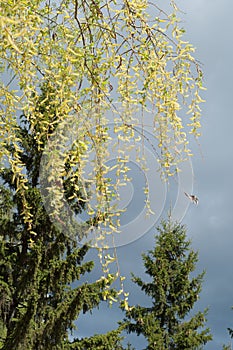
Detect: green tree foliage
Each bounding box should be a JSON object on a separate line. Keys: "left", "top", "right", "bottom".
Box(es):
{"left": 121, "top": 220, "right": 212, "bottom": 349}
{"left": 68, "top": 328, "right": 132, "bottom": 350}
{"left": 0, "top": 86, "right": 123, "bottom": 349}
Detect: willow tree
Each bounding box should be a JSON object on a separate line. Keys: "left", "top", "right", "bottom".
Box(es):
{"left": 1, "top": 0, "right": 204, "bottom": 304}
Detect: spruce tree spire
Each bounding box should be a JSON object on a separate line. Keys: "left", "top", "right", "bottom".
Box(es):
{"left": 121, "top": 220, "right": 212, "bottom": 349}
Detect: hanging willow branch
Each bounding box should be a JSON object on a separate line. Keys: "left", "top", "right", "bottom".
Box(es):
{"left": 0, "top": 0, "right": 205, "bottom": 305}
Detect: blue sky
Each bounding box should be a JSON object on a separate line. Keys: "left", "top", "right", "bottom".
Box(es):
{"left": 76, "top": 1, "right": 233, "bottom": 349}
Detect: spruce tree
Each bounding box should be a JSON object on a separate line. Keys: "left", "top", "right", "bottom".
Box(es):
{"left": 0, "top": 83, "right": 123, "bottom": 350}
{"left": 121, "top": 220, "right": 212, "bottom": 350}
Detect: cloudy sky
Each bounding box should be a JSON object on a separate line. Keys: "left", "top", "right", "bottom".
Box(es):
{"left": 76, "top": 1, "right": 233, "bottom": 348}
{"left": 178, "top": 1, "right": 233, "bottom": 348}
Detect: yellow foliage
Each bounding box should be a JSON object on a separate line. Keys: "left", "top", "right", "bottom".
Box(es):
{"left": 0, "top": 0, "right": 204, "bottom": 304}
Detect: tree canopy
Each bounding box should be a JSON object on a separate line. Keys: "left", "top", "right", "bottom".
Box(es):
{"left": 0, "top": 95, "right": 125, "bottom": 349}
{"left": 1, "top": 0, "right": 205, "bottom": 248}
{"left": 0, "top": 1, "right": 206, "bottom": 345}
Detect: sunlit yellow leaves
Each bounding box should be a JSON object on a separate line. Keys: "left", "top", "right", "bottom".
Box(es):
{"left": 0, "top": 0, "right": 205, "bottom": 305}
{"left": 3, "top": 27, "right": 23, "bottom": 54}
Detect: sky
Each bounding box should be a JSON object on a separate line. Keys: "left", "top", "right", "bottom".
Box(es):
{"left": 76, "top": 1, "right": 233, "bottom": 349}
